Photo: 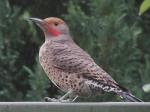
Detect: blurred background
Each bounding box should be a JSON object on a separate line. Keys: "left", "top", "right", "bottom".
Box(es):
{"left": 0, "top": 0, "right": 150, "bottom": 102}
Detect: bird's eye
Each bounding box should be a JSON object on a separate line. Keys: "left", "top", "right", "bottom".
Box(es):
{"left": 54, "top": 23, "right": 58, "bottom": 26}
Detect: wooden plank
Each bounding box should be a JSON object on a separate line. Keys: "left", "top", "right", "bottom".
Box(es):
{"left": 0, "top": 102, "right": 149, "bottom": 112}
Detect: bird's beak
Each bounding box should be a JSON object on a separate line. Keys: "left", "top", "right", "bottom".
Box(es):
{"left": 29, "top": 17, "right": 47, "bottom": 31}
{"left": 29, "top": 17, "right": 44, "bottom": 25}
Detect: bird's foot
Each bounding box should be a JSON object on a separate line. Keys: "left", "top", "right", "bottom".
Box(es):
{"left": 44, "top": 97, "right": 72, "bottom": 103}
{"left": 44, "top": 90, "right": 78, "bottom": 103}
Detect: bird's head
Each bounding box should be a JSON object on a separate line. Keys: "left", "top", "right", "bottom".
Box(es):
{"left": 29, "top": 17, "right": 69, "bottom": 38}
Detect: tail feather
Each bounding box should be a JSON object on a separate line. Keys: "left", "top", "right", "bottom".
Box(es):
{"left": 117, "top": 92, "right": 143, "bottom": 102}
{"left": 113, "top": 83, "right": 143, "bottom": 102}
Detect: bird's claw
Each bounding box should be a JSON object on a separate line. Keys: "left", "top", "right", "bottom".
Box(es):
{"left": 44, "top": 97, "right": 72, "bottom": 103}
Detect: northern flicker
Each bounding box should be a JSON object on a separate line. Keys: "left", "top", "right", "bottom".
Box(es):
{"left": 30, "top": 17, "right": 143, "bottom": 102}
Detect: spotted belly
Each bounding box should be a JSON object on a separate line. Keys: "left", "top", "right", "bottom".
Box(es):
{"left": 40, "top": 56, "right": 101, "bottom": 96}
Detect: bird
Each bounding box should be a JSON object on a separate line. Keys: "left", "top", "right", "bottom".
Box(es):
{"left": 29, "top": 17, "right": 143, "bottom": 102}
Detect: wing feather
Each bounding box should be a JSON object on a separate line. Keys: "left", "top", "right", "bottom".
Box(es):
{"left": 52, "top": 41, "right": 119, "bottom": 91}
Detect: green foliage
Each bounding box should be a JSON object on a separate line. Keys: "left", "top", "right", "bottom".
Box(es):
{"left": 0, "top": 0, "right": 38, "bottom": 101}
{"left": 0, "top": 0, "right": 58, "bottom": 101}
{"left": 24, "top": 57, "right": 49, "bottom": 101}
{"left": 139, "top": 0, "right": 150, "bottom": 15}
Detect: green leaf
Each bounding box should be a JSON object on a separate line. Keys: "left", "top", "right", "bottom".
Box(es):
{"left": 139, "top": 0, "right": 150, "bottom": 16}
